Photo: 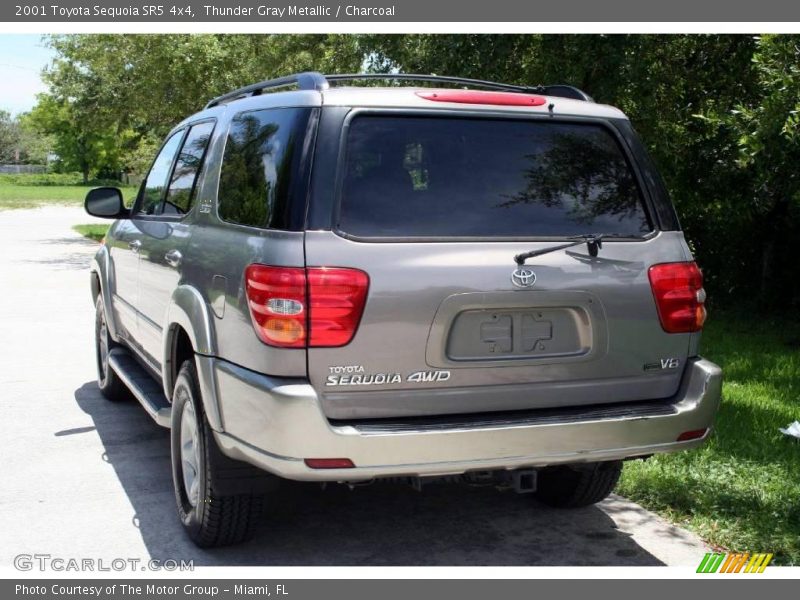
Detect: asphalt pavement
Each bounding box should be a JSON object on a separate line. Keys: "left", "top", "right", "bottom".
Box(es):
{"left": 0, "top": 206, "right": 709, "bottom": 568}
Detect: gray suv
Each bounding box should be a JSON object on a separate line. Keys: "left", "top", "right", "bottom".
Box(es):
{"left": 85, "top": 72, "right": 722, "bottom": 548}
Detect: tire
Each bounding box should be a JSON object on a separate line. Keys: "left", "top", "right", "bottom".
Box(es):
{"left": 94, "top": 296, "right": 130, "bottom": 401}
{"left": 535, "top": 461, "right": 623, "bottom": 508}
{"left": 170, "top": 359, "right": 276, "bottom": 548}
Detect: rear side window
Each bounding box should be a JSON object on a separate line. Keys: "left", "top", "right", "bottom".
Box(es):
{"left": 163, "top": 121, "right": 215, "bottom": 216}
{"left": 218, "top": 107, "right": 313, "bottom": 229}
{"left": 338, "top": 116, "right": 652, "bottom": 238}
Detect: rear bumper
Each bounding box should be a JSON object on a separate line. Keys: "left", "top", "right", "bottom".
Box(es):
{"left": 211, "top": 357, "right": 722, "bottom": 481}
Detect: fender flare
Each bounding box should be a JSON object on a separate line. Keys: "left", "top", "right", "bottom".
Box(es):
{"left": 90, "top": 246, "right": 120, "bottom": 341}
{"left": 163, "top": 285, "right": 223, "bottom": 431}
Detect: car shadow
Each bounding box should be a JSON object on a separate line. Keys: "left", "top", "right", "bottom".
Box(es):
{"left": 74, "top": 381, "right": 667, "bottom": 566}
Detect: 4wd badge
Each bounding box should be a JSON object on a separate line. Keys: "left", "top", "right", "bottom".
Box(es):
{"left": 325, "top": 365, "right": 451, "bottom": 387}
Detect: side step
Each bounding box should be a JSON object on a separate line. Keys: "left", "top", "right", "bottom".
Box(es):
{"left": 107, "top": 348, "right": 171, "bottom": 428}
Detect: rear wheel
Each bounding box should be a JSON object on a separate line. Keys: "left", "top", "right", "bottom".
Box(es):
{"left": 94, "top": 296, "right": 129, "bottom": 401}
{"left": 535, "top": 461, "right": 622, "bottom": 508}
{"left": 170, "top": 359, "right": 276, "bottom": 548}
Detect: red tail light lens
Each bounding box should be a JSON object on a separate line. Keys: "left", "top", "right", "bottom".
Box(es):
{"left": 308, "top": 268, "right": 369, "bottom": 347}
{"left": 244, "top": 265, "right": 369, "bottom": 348}
{"left": 648, "top": 262, "right": 707, "bottom": 333}
{"left": 304, "top": 458, "right": 355, "bottom": 469}
{"left": 245, "top": 265, "right": 307, "bottom": 348}
{"left": 677, "top": 428, "right": 708, "bottom": 442}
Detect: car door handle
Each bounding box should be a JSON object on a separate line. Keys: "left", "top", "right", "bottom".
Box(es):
{"left": 128, "top": 239, "right": 142, "bottom": 253}
{"left": 164, "top": 249, "right": 182, "bottom": 267}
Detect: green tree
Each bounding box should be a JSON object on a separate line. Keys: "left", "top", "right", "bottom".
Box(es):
{"left": 0, "top": 110, "right": 55, "bottom": 164}
{"left": 715, "top": 35, "right": 800, "bottom": 301}
{"left": 26, "top": 95, "right": 123, "bottom": 182}
{"left": 0, "top": 110, "right": 21, "bottom": 163}
{"left": 36, "top": 34, "right": 364, "bottom": 179}
{"left": 43, "top": 34, "right": 363, "bottom": 136}
{"left": 16, "top": 113, "right": 55, "bottom": 165}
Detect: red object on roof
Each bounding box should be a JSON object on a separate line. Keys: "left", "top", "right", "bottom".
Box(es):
{"left": 416, "top": 90, "right": 548, "bottom": 107}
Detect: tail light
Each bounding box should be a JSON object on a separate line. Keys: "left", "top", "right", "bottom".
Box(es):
{"left": 307, "top": 268, "right": 370, "bottom": 347}
{"left": 245, "top": 265, "right": 369, "bottom": 348}
{"left": 245, "top": 266, "right": 307, "bottom": 348}
{"left": 648, "top": 262, "right": 707, "bottom": 333}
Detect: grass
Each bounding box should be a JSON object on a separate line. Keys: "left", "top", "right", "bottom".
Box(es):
{"left": 0, "top": 184, "right": 96, "bottom": 209}
{"left": 0, "top": 174, "right": 136, "bottom": 210}
{"left": 0, "top": 172, "right": 132, "bottom": 187}
{"left": 72, "top": 224, "right": 110, "bottom": 243}
{"left": 618, "top": 313, "right": 800, "bottom": 565}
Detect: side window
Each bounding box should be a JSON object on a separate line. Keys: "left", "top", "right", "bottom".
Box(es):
{"left": 136, "top": 130, "right": 184, "bottom": 216}
{"left": 217, "top": 107, "right": 312, "bottom": 229}
{"left": 162, "top": 121, "right": 215, "bottom": 216}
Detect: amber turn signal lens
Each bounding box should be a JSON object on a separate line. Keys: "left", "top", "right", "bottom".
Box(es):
{"left": 263, "top": 318, "right": 305, "bottom": 344}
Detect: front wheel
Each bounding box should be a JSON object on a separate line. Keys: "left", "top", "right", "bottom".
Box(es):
{"left": 94, "top": 296, "right": 129, "bottom": 401}
{"left": 535, "top": 461, "right": 622, "bottom": 508}
{"left": 170, "top": 359, "right": 276, "bottom": 548}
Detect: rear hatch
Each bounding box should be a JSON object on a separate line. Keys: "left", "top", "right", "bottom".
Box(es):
{"left": 304, "top": 109, "right": 695, "bottom": 420}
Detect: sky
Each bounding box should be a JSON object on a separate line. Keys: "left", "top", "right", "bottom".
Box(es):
{"left": 0, "top": 35, "right": 56, "bottom": 116}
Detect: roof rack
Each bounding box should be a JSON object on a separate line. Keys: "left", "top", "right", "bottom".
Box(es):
{"left": 204, "top": 71, "right": 593, "bottom": 109}
{"left": 326, "top": 74, "right": 594, "bottom": 102}
{"left": 205, "top": 72, "right": 329, "bottom": 108}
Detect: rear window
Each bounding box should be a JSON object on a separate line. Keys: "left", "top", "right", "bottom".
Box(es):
{"left": 338, "top": 116, "right": 652, "bottom": 238}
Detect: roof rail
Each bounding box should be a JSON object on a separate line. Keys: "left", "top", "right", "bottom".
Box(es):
{"left": 325, "top": 74, "right": 594, "bottom": 102}
{"left": 204, "top": 72, "right": 593, "bottom": 109}
{"left": 326, "top": 73, "right": 530, "bottom": 92}
{"left": 205, "top": 71, "right": 329, "bottom": 109}
{"left": 536, "top": 84, "right": 594, "bottom": 102}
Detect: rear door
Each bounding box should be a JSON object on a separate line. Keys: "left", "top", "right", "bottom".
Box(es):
{"left": 304, "top": 111, "right": 692, "bottom": 420}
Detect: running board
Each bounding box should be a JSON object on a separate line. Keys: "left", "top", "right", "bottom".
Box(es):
{"left": 107, "top": 348, "right": 171, "bottom": 428}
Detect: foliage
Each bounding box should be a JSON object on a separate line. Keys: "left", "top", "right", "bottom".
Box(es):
{"left": 38, "top": 34, "right": 363, "bottom": 178}
{"left": 123, "top": 133, "right": 162, "bottom": 181}
{"left": 0, "top": 172, "right": 109, "bottom": 186}
{"left": 26, "top": 95, "right": 125, "bottom": 182}
{"left": 0, "top": 110, "right": 21, "bottom": 162}
{"left": 703, "top": 36, "right": 800, "bottom": 303}
{"left": 0, "top": 110, "right": 52, "bottom": 164}
{"left": 619, "top": 313, "right": 800, "bottom": 565}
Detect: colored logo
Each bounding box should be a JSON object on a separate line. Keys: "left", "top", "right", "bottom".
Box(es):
{"left": 697, "top": 552, "right": 773, "bottom": 573}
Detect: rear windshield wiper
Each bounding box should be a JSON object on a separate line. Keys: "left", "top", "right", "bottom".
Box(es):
{"left": 514, "top": 233, "right": 636, "bottom": 265}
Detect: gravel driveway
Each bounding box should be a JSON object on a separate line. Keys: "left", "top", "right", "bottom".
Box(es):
{"left": 0, "top": 206, "right": 709, "bottom": 568}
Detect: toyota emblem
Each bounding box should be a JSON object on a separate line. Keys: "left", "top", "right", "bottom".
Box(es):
{"left": 511, "top": 267, "right": 536, "bottom": 288}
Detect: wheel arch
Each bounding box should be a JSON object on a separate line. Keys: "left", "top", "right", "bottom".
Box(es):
{"left": 90, "top": 245, "right": 119, "bottom": 340}
{"left": 163, "top": 285, "right": 223, "bottom": 431}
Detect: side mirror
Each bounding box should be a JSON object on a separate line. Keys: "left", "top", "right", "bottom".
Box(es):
{"left": 85, "top": 187, "right": 129, "bottom": 219}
